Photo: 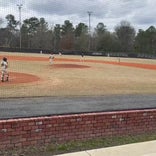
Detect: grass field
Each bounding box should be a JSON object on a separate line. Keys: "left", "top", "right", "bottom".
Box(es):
{"left": 0, "top": 52, "right": 156, "bottom": 98}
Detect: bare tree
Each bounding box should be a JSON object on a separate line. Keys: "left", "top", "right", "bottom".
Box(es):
{"left": 115, "top": 20, "right": 136, "bottom": 52}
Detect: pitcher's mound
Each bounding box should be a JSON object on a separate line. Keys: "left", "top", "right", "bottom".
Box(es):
{"left": 0, "top": 72, "right": 40, "bottom": 85}
{"left": 51, "top": 64, "right": 90, "bottom": 68}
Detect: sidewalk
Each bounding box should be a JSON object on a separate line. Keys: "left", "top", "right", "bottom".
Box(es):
{"left": 55, "top": 140, "right": 156, "bottom": 156}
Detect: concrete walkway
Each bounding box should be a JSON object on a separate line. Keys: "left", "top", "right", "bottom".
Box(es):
{"left": 55, "top": 140, "right": 156, "bottom": 156}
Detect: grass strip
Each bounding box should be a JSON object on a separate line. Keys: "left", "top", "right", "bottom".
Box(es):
{"left": 1, "top": 133, "right": 156, "bottom": 156}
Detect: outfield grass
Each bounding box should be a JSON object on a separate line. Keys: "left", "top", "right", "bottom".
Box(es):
{"left": 0, "top": 52, "right": 156, "bottom": 98}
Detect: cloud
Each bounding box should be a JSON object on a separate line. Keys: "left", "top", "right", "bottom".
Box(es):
{"left": 27, "top": 0, "right": 108, "bottom": 18}
{"left": 0, "top": 0, "right": 156, "bottom": 31}
{"left": 132, "top": 1, "right": 156, "bottom": 24}
{"left": 0, "top": 0, "right": 13, "bottom": 7}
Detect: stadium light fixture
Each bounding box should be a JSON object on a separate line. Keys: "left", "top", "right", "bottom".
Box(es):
{"left": 17, "top": 4, "right": 23, "bottom": 51}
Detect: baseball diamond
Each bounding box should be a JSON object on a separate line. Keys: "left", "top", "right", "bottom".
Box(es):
{"left": 0, "top": 52, "right": 156, "bottom": 98}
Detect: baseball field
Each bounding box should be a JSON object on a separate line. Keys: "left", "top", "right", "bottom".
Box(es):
{"left": 0, "top": 52, "right": 156, "bottom": 98}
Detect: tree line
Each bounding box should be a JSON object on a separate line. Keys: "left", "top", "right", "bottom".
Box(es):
{"left": 0, "top": 14, "right": 156, "bottom": 55}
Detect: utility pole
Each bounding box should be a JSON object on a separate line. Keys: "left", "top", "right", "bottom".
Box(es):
{"left": 17, "top": 4, "right": 23, "bottom": 51}
{"left": 87, "top": 11, "right": 92, "bottom": 52}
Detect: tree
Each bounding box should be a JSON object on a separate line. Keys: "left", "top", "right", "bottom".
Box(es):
{"left": 4, "top": 14, "right": 18, "bottom": 47}
{"left": 22, "top": 17, "right": 40, "bottom": 48}
{"left": 94, "top": 22, "right": 108, "bottom": 51}
{"left": 5, "top": 14, "right": 18, "bottom": 31}
{"left": 0, "top": 19, "right": 6, "bottom": 46}
{"left": 0, "top": 18, "right": 3, "bottom": 27}
{"left": 31, "top": 18, "right": 50, "bottom": 49}
{"left": 95, "top": 22, "right": 106, "bottom": 36}
{"left": 75, "top": 23, "right": 88, "bottom": 37}
{"left": 135, "top": 26, "right": 156, "bottom": 54}
{"left": 146, "top": 26, "right": 156, "bottom": 54}
{"left": 60, "top": 20, "right": 75, "bottom": 50}
{"left": 61, "top": 20, "right": 74, "bottom": 35}
{"left": 0, "top": 28, "right": 10, "bottom": 46}
{"left": 74, "top": 23, "right": 88, "bottom": 51}
{"left": 115, "top": 20, "right": 136, "bottom": 52}
{"left": 53, "top": 24, "right": 61, "bottom": 51}
{"left": 22, "top": 17, "right": 40, "bottom": 36}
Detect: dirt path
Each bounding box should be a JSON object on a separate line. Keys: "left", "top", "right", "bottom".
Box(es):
{"left": 5, "top": 55, "right": 156, "bottom": 70}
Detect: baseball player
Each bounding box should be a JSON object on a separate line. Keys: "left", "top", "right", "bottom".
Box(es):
{"left": 49, "top": 53, "right": 55, "bottom": 65}
{"left": 59, "top": 52, "right": 62, "bottom": 56}
{"left": 80, "top": 52, "right": 85, "bottom": 62}
{"left": 1, "top": 57, "right": 9, "bottom": 82}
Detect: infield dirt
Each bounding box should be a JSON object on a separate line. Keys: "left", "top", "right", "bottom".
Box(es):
{"left": 0, "top": 52, "right": 156, "bottom": 98}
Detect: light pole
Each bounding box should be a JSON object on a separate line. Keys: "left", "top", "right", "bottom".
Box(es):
{"left": 87, "top": 11, "right": 92, "bottom": 51}
{"left": 17, "top": 4, "right": 23, "bottom": 51}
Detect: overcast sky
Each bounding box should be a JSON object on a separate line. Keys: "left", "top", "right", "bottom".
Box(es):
{"left": 0, "top": 0, "right": 156, "bottom": 32}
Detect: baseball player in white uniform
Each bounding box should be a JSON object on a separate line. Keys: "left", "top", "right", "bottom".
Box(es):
{"left": 1, "top": 57, "right": 9, "bottom": 82}
{"left": 49, "top": 53, "right": 55, "bottom": 65}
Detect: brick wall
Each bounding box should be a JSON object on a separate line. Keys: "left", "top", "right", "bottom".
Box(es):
{"left": 0, "top": 109, "right": 156, "bottom": 149}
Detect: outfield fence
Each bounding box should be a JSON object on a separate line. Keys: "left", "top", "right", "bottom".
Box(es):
{"left": 0, "top": 47, "right": 156, "bottom": 59}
